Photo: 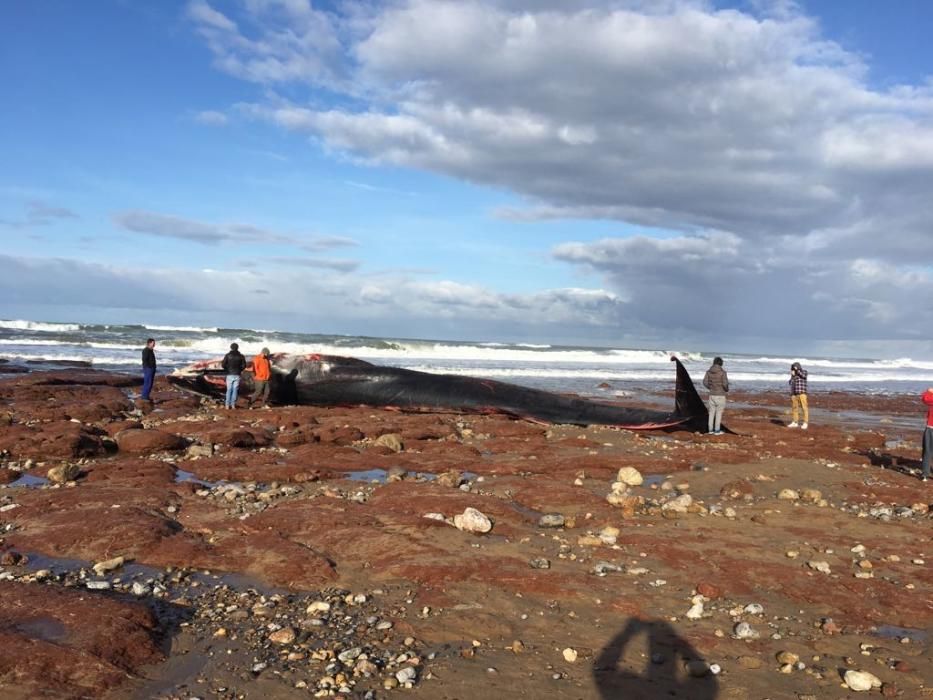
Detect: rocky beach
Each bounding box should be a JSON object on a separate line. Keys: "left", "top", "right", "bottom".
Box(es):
{"left": 0, "top": 367, "right": 930, "bottom": 699}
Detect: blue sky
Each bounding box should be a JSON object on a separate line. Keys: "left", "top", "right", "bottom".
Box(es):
{"left": 2, "top": 0, "right": 933, "bottom": 356}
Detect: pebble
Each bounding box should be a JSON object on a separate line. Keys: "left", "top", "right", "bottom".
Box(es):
{"left": 743, "top": 603, "right": 764, "bottom": 615}
{"left": 85, "top": 580, "right": 111, "bottom": 590}
{"left": 616, "top": 467, "right": 643, "bottom": 486}
{"left": 92, "top": 556, "right": 125, "bottom": 576}
{"left": 807, "top": 560, "right": 831, "bottom": 574}
{"left": 268, "top": 627, "right": 296, "bottom": 645}
{"left": 395, "top": 667, "right": 417, "bottom": 684}
{"left": 776, "top": 651, "right": 799, "bottom": 665}
{"left": 733, "top": 622, "right": 759, "bottom": 639}
{"left": 453, "top": 507, "right": 493, "bottom": 533}
{"left": 562, "top": 648, "right": 578, "bottom": 663}
{"left": 844, "top": 669, "right": 882, "bottom": 691}
{"left": 661, "top": 494, "right": 693, "bottom": 513}
{"left": 538, "top": 513, "right": 565, "bottom": 528}
{"left": 529, "top": 558, "right": 551, "bottom": 569}
{"left": 777, "top": 488, "right": 799, "bottom": 500}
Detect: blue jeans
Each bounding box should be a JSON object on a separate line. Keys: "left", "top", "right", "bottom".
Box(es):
{"left": 225, "top": 375, "right": 241, "bottom": 408}
{"left": 141, "top": 367, "right": 155, "bottom": 400}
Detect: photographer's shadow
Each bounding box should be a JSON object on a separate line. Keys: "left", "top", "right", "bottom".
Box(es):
{"left": 593, "top": 618, "right": 719, "bottom": 699}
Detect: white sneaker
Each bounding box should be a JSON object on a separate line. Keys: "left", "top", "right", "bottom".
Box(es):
{"left": 800, "top": 422, "right": 808, "bottom": 430}
{"left": 787, "top": 422, "right": 798, "bottom": 428}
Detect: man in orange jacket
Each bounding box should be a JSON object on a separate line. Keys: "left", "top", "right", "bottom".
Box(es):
{"left": 922, "top": 387, "right": 933, "bottom": 481}
{"left": 248, "top": 347, "right": 273, "bottom": 408}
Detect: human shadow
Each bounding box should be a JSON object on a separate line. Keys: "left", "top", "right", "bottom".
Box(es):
{"left": 593, "top": 618, "right": 719, "bottom": 699}
{"left": 857, "top": 448, "right": 923, "bottom": 479}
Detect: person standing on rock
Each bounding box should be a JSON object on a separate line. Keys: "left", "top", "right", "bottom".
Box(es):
{"left": 222, "top": 342, "right": 247, "bottom": 409}
{"left": 141, "top": 338, "right": 156, "bottom": 402}
{"left": 788, "top": 362, "right": 809, "bottom": 429}
{"left": 921, "top": 386, "right": 933, "bottom": 481}
{"left": 248, "top": 347, "right": 272, "bottom": 408}
{"left": 702, "top": 356, "right": 729, "bottom": 435}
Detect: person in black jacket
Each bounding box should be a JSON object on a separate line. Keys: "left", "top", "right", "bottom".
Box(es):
{"left": 141, "top": 338, "right": 157, "bottom": 401}
{"left": 222, "top": 342, "right": 247, "bottom": 409}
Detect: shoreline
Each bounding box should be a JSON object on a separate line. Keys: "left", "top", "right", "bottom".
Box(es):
{"left": 0, "top": 368, "right": 930, "bottom": 699}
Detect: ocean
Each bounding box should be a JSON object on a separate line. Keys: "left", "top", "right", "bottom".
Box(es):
{"left": 1, "top": 318, "right": 932, "bottom": 397}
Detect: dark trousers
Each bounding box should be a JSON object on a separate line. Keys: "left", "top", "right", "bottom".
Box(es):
{"left": 141, "top": 367, "right": 156, "bottom": 400}
{"left": 923, "top": 426, "right": 933, "bottom": 478}
{"left": 250, "top": 380, "right": 271, "bottom": 406}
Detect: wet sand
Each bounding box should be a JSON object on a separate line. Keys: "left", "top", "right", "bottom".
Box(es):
{"left": 0, "top": 369, "right": 930, "bottom": 699}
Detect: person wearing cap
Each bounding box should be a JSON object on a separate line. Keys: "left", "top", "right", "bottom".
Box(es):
{"left": 248, "top": 347, "right": 273, "bottom": 408}
{"left": 221, "top": 342, "right": 247, "bottom": 409}
{"left": 702, "top": 356, "right": 729, "bottom": 435}
{"left": 788, "top": 362, "right": 809, "bottom": 429}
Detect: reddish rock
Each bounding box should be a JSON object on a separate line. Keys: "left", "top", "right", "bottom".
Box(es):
{"left": 203, "top": 427, "right": 273, "bottom": 449}
{"left": 0, "top": 581, "right": 163, "bottom": 698}
{"left": 115, "top": 428, "right": 187, "bottom": 453}
{"left": 696, "top": 582, "right": 723, "bottom": 599}
{"left": 315, "top": 424, "right": 364, "bottom": 445}
{"left": 0, "top": 421, "right": 108, "bottom": 459}
{"left": 719, "top": 479, "right": 755, "bottom": 500}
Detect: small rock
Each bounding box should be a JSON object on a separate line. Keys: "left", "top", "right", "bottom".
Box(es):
{"left": 92, "top": 556, "right": 125, "bottom": 576}
{"left": 269, "top": 627, "right": 296, "bottom": 645}
{"left": 661, "top": 494, "right": 693, "bottom": 513}
{"left": 453, "top": 507, "right": 493, "bottom": 533}
{"left": 616, "top": 467, "right": 643, "bottom": 486}
{"left": 807, "top": 560, "right": 831, "bottom": 574}
{"left": 685, "top": 660, "right": 710, "bottom": 677}
{"left": 538, "top": 513, "right": 565, "bottom": 528}
{"left": 562, "top": 648, "right": 578, "bottom": 663}
{"left": 395, "top": 667, "right": 417, "bottom": 684}
{"left": 47, "top": 463, "right": 81, "bottom": 484}
{"left": 777, "top": 488, "right": 799, "bottom": 500}
{"left": 733, "top": 622, "right": 759, "bottom": 639}
{"left": 374, "top": 433, "right": 404, "bottom": 452}
{"left": 844, "top": 669, "right": 882, "bottom": 691}
{"left": 776, "top": 651, "right": 799, "bottom": 665}
{"left": 529, "top": 558, "right": 551, "bottom": 569}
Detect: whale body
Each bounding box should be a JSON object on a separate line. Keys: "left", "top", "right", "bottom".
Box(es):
{"left": 169, "top": 353, "right": 708, "bottom": 430}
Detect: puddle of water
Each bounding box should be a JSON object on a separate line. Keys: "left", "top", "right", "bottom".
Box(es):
{"left": 642, "top": 474, "right": 667, "bottom": 487}
{"left": 15, "top": 617, "right": 69, "bottom": 642}
{"left": 18, "top": 552, "right": 283, "bottom": 595}
{"left": 173, "top": 469, "right": 216, "bottom": 488}
{"left": 509, "top": 502, "right": 544, "bottom": 520}
{"left": 873, "top": 625, "right": 928, "bottom": 642}
{"left": 346, "top": 469, "right": 390, "bottom": 483}
{"left": 7, "top": 474, "right": 50, "bottom": 488}
{"left": 345, "top": 469, "right": 471, "bottom": 483}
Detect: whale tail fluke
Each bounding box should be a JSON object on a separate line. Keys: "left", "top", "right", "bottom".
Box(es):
{"left": 671, "top": 356, "right": 711, "bottom": 431}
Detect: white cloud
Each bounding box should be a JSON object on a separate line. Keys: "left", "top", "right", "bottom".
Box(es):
{"left": 195, "top": 110, "right": 229, "bottom": 126}
{"left": 179, "top": 1, "right": 933, "bottom": 346}
{"left": 112, "top": 210, "right": 355, "bottom": 252}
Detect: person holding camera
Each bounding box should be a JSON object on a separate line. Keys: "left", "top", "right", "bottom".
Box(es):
{"left": 788, "top": 362, "right": 809, "bottom": 429}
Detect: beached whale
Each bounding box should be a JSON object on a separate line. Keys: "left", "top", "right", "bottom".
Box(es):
{"left": 168, "top": 353, "right": 708, "bottom": 430}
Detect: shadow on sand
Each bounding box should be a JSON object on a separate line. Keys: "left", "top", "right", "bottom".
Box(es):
{"left": 858, "top": 448, "right": 924, "bottom": 479}
{"left": 593, "top": 618, "right": 718, "bottom": 699}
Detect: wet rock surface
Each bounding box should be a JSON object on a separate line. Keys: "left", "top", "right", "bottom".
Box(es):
{"left": 0, "top": 369, "right": 930, "bottom": 699}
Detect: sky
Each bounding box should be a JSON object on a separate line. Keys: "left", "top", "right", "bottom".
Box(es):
{"left": 2, "top": 0, "right": 933, "bottom": 357}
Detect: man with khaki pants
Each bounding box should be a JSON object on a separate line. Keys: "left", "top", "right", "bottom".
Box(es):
{"left": 788, "top": 362, "right": 809, "bottom": 429}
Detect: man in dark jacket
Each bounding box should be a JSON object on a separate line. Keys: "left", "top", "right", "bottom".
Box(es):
{"left": 141, "top": 338, "right": 156, "bottom": 401}
{"left": 702, "top": 356, "right": 729, "bottom": 435}
{"left": 222, "top": 342, "right": 247, "bottom": 409}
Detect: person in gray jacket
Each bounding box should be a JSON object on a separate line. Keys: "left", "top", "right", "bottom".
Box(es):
{"left": 702, "top": 356, "right": 729, "bottom": 435}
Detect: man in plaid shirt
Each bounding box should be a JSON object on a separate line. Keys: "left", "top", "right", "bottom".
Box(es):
{"left": 788, "top": 362, "right": 809, "bottom": 429}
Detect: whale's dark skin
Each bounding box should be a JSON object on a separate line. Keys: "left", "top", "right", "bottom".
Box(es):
{"left": 169, "top": 353, "right": 709, "bottom": 430}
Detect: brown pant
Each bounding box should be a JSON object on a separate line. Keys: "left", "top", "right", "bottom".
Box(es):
{"left": 791, "top": 394, "right": 809, "bottom": 423}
